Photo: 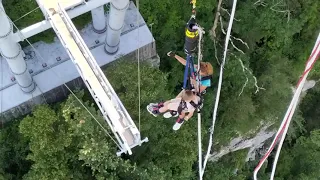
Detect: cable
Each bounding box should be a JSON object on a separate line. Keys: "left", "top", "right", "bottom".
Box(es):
{"left": 136, "top": 0, "right": 141, "bottom": 132}
{"left": 194, "top": 25, "right": 205, "bottom": 180}
{"left": 270, "top": 39, "right": 320, "bottom": 179}
{"left": 271, "top": 34, "right": 320, "bottom": 180}
{"left": 201, "top": 0, "right": 238, "bottom": 177}
{"left": 253, "top": 35, "right": 320, "bottom": 180}
{"left": 0, "top": 56, "right": 3, "bottom": 128}
{"left": 0, "top": 7, "right": 121, "bottom": 149}
{"left": 13, "top": 7, "right": 40, "bottom": 23}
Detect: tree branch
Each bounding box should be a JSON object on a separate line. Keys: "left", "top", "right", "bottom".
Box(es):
{"left": 219, "top": 16, "right": 248, "bottom": 54}
{"left": 213, "top": 39, "right": 221, "bottom": 65}
{"left": 270, "top": 1, "right": 291, "bottom": 23}
{"left": 221, "top": 7, "right": 241, "bottom": 22}
{"left": 209, "top": 0, "right": 223, "bottom": 40}
{"left": 231, "top": 53, "right": 266, "bottom": 95}
{"left": 254, "top": 0, "right": 267, "bottom": 6}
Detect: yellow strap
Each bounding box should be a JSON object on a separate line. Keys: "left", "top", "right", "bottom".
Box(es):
{"left": 191, "top": 0, "right": 196, "bottom": 9}
{"left": 186, "top": 28, "right": 199, "bottom": 38}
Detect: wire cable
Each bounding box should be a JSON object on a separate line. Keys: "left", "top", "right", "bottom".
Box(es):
{"left": 270, "top": 40, "right": 320, "bottom": 180}
{"left": 201, "top": 0, "right": 238, "bottom": 177}
{"left": 193, "top": 25, "right": 205, "bottom": 180}
{"left": 253, "top": 35, "right": 320, "bottom": 180}
{"left": 253, "top": 33, "right": 320, "bottom": 180}
{"left": 136, "top": 0, "right": 141, "bottom": 133}
{"left": 0, "top": 6, "right": 121, "bottom": 149}
{"left": 0, "top": 56, "right": 3, "bottom": 128}
{"left": 13, "top": 7, "right": 40, "bottom": 23}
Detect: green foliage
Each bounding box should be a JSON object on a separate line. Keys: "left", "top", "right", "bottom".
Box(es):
{"left": 1, "top": 0, "right": 320, "bottom": 179}
{"left": 203, "top": 149, "right": 249, "bottom": 179}
{"left": 19, "top": 105, "right": 83, "bottom": 179}
{"left": 275, "top": 130, "right": 320, "bottom": 179}
{"left": 105, "top": 60, "right": 198, "bottom": 179}
{"left": 300, "top": 83, "right": 320, "bottom": 132}
{"left": 0, "top": 121, "right": 31, "bottom": 180}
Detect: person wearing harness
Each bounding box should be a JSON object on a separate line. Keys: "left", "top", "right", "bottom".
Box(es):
{"left": 162, "top": 51, "right": 213, "bottom": 118}
{"left": 167, "top": 51, "right": 213, "bottom": 93}
{"left": 147, "top": 90, "right": 200, "bottom": 130}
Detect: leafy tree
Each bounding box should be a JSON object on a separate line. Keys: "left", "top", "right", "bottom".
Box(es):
{"left": 105, "top": 60, "right": 199, "bottom": 179}
{"left": 0, "top": 121, "right": 31, "bottom": 180}
{"left": 1, "top": 0, "right": 320, "bottom": 179}
{"left": 274, "top": 130, "right": 320, "bottom": 179}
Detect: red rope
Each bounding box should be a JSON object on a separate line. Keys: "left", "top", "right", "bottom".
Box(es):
{"left": 254, "top": 39, "right": 320, "bottom": 172}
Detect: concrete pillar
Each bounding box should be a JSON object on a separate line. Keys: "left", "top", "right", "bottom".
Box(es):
{"left": 104, "top": 0, "right": 129, "bottom": 54}
{"left": 0, "top": 3, "right": 35, "bottom": 93}
{"left": 91, "top": 6, "right": 107, "bottom": 34}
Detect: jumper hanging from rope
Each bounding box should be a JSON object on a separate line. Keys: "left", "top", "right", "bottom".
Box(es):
{"left": 146, "top": 13, "right": 209, "bottom": 127}
{"left": 161, "top": 18, "right": 212, "bottom": 119}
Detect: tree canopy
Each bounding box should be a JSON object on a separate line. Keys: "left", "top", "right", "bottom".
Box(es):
{"left": 1, "top": 0, "right": 320, "bottom": 179}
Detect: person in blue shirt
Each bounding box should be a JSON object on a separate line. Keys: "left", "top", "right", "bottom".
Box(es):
{"left": 167, "top": 51, "right": 213, "bottom": 93}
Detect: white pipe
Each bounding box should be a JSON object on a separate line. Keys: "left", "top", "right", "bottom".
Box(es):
{"left": 91, "top": 6, "right": 106, "bottom": 34}
{"left": 13, "top": 0, "right": 112, "bottom": 42}
{"left": 104, "top": 0, "right": 129, "bottom": 54}
{"left": 0, "top": 3, "right": 35, "bottom": 93}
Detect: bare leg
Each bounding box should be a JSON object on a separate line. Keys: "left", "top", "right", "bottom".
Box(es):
{"left": 159, "top": 105, "right": 169, "bottom": 113}
{"left": 157, "top": 100, "right": 173, "bottom": 113}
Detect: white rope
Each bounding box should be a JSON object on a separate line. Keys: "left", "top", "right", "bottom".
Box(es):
{"left": 197, "top": 29, "right": 203, "bottom": 180}
{"left": 0, "top": 55, "right": 3, "bottom": 128}
{"left": 0, "top": 7, "right": 121, "bottom": 149}
{"left": 253, "top": 33, "right": 320, "bottom": 180}
{"left": 200, "top": 0, "right": 238, "bottom": 177}
{"left": 136, "top": 0, "right": 141, "bottom": 132}
{"left": 13, "top": 7, "right": 40, "bottom": 23}
{"left": 270, "top": 33, "right": 320, "bottom": 180}
{"left": 193, "top": 25, "right": 205, "bottom": 180}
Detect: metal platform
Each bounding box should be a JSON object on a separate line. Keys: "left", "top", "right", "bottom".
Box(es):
{"left": 0, "top": 2, "right": 155, "bottom": 116}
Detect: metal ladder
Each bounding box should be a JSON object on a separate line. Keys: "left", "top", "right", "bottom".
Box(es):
{"left": 40, "top": 0, "right": 148, "bottom": 155}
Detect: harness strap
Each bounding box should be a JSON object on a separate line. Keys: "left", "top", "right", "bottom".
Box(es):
{"left": 190, "top": 100, "right": 198, "bottom": 109}
{"left": 201, "top": 76, "right": 212, "bottom": 81}
{"left": 177, "top": 100, "right": 188, "bottom": 114}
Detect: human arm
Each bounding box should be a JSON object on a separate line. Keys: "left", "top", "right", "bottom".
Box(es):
{"left": 199, "top": 85, "right": 207, "bottom": 93}
{"left": 190, "top": 78, "right": 207, "bottom": 93}
{"left": 167, "top": 51, "right": 187, "bottom": 66}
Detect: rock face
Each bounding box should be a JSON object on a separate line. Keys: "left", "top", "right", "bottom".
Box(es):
{"left": 209, "top": 123, "right": 276, "bottom": 162}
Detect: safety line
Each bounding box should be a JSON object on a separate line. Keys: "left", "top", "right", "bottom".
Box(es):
{"left": 192, "top": 24, "right": 205, "bottom": 180}
{"left": 270, "top": 35, "right": 320, "bottom": 180}
{"left": 13, "top": 7, "right": 40, "bottom": 23}
{"left": 253, "top": 33, "right": 320, "bottom": 180}
{"left": 136, "top": 0, "right": 141, "bottom": 133}
{"left": 201, "top": 0, "right": 238, "bottom": 177}
{"left": 0, "top": 55, "right": 3, "bottom": 128}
